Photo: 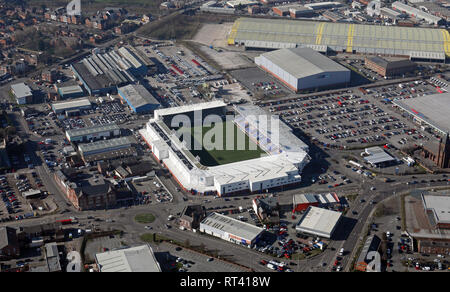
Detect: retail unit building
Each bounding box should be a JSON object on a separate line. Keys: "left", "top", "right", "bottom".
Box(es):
{"left": 295, "top": 206, "right": 342, "bottom": 238}
{"left": 200, "top": 212, "right": 264, "bottom": 247}
{"left": 95, "top": 244, "right": 161, "bottom": 272}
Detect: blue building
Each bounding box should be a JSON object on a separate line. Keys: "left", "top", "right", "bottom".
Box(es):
{"left": 117, "top": 84, "right": 160, "bottom": 114}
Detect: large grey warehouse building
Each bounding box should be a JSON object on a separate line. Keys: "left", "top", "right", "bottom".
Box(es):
{"left": 255, "top": 47, "right": 351, "bottom": 91}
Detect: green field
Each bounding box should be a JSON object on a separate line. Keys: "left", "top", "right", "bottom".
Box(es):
{"left": 177, "top": 121, "right": 266, "bottom": 167}
{"left": 134, "top": 213, "right": 155, "bottom": 224}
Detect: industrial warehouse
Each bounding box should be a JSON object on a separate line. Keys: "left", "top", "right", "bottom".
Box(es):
{"left": 228, "top": 17, "right": 450, "bottom": 61}
{"left": 140, "top": 101, "right": 310, "bottom": 197}
{"left": 55, "top": 84, "right": 85, "bottom": 99}
{"left": 66, "top": 123, "right": 121, "bottom": 143}
{"left": 78, "top": 136, "right": 134, "bottom": 163}
{"left": 51, "top": 98, "right": 92, "bottom": 117}
{"left": 199, "top": 212, "right": 264, "bottom": 247}
{"left": 117, "top": 84, "right": 160, "bottom": 113}
{"left": 295, "top": 206, "right": 342, "bottom": 239}
{"left": 254, "top": 47, "right": 351, "bottom": 92}
{"left": 71, "top": 46, "right": 152, "bottom": 96}
{"left": 393, "top": 92, "right": 450, "bottom": 135}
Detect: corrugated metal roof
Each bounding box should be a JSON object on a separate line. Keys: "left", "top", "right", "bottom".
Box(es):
{"left": 52, "top": 98, "right": 92, "bottom": 112}
{"left": 118, "top": 84, "right": 160, "bottom": 110}
{"left": 79, "top": 136, "right": 131, "bottom": 154}
{"left": 255, "top": 47, "right": 349, "bottom": 79}
{"left": 66, "top": 123, "right": 120, "bottom": 139}
{"left": 57, "top": 85, "right": 84, "bottom": 95}
{"left": 230, "top": 17, "right": 450, "bottom": 57}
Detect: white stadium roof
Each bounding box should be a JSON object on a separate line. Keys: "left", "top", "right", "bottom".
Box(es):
{"left": 154, "top": 100, "right": 227, "bottom": 119}
{"left": 142, "top": 102, "right": 310, "bottom": 195}
{"left": 296, "top": 206, "right": 342, "bottom": 238}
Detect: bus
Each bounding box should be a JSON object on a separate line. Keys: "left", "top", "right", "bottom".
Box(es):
{"left": 57, "top": 217, "right": 78, "bottom": 225}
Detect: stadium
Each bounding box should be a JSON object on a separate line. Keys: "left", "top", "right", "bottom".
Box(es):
{"left": 140, "top": 101, "right": 310, "bottom": 196}
{"left": 228, "top": 18, "right": 450, "bottom": 61}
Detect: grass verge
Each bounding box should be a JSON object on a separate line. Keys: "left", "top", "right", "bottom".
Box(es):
{"left": 134, "top": 213, "right": 156, "bottom": 224}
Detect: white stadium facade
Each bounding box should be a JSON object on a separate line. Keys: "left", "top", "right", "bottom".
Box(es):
{"left": 140, "top": 101, "right": 310, "bottom": 196}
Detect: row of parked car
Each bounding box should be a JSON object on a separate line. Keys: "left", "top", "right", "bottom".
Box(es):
{"left": 0, "top": 176, "right": 20, "bottom": 217}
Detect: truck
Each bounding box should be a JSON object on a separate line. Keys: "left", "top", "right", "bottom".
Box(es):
{"left": 339, "top": 248, "right": 345, "bottom": 256}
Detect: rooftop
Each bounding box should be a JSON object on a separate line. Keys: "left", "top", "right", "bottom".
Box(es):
{"left": 52, "top": 98, "right": 92, "bottom": 112}
{"left": 78, "top": 137, "right": 132, "bottom": 155}
{"left": 296, "top": 206, "right": 342, "bottom": 237}
{"left": 66, "top": 123, "right": 120, "bottom": 139}
{"left": 57, "top": 85, "right": 84, "bottom": 95}
{"left": 422, "top": 194, "right": 450, "bottom": 224}
{"left": 393, "top": 92, "right": 450, "bottom": 134}
{"left": 95, "top": 245, "right": 161, "bottom": 272}
{"left": 228, "top": 17, "right": 450, "bottom": 57}
{"left": 11, "top": 83, "right": 32, "bottom": 98}
{"left": 293, "top": 193, "right": 318, "bottom": 205}
{"left": 201, "top": 212, "right": 264, "bottom": 240}
{"left": 118, "top": 47, "right": 143, "bottom": 69}
{"left": 154, "top": 100, "right": 226, "bottom": 119}
{"left": 255, "top": 48, "right": 349, "bottom": 80}
{"left": 118, "top": 84, "right": 160, "bottom": 109}
{"left": 363, "top": 147, "right": 396, "bottom": 165}
{"left": 367, "top": 56, "right": 416, "bottom": 70}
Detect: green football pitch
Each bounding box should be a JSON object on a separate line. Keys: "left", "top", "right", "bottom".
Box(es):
{"left": 176, "top": 121, "right": 266, "bottom": 167}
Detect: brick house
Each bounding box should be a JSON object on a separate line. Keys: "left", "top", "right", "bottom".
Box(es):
{"left": 179, "top": 205, "right": 207, "bottom": 230}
